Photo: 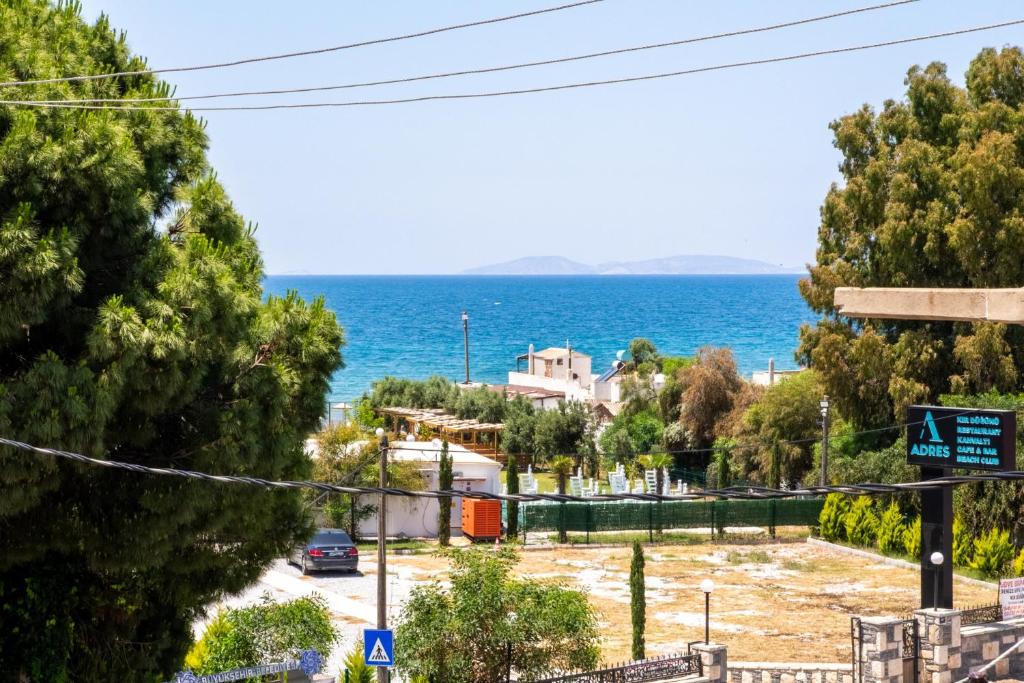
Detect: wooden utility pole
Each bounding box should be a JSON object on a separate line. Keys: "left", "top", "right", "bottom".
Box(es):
{"left": 377, "top": 433, "right": 389, "bottom": 683}
{"left": 462, "top": 311, "right": 470, "bottom": 384}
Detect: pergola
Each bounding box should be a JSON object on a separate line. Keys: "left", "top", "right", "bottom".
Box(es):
{"left": 376, "top": 406, "right": 504, "bottom": 457}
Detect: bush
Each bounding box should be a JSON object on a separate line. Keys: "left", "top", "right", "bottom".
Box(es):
{"left": 903, "top": 516, "right": 922, "bottom": 559}
{"left": 953, "top": 518, "right": 974, "bottom": 567}
{"left": 1014, "top": 548, "right": 1024, "bottom": 577}
{"left": 877, "top": 503, "right": 907, "bottom": 555}
{"left": 819, "top": 494, "right": 851, "bottom": 542}
{"left": 969, "top": 529, "right": 1015, "bottom": 577}
{"left": 844, "top": 497, "right": 879, "bottom": 547}
{"left": 342, "top": 641, "right": 375, "bottom": 683}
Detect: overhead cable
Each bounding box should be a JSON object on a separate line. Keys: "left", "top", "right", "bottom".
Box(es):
{"left": 0, "top": 0, "right": 605, "bottom": 88}
{"left": 13, "top": 0, "right": 921, "bottom": 105}
{"left": 3, "top": 435, "right": 1023, "bottom": 504}
{"left": 4, "top": 19, "right": 1020, "bottom": 112}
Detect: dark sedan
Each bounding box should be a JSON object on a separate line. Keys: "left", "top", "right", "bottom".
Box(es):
{"left": 288, "top": 529, "right": 359, "bottom": 574}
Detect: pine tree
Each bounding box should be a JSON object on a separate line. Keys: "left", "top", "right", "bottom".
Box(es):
{"left": 438, "top": 440, "right": 453, "bottom": 547}
{"left": 0, "top": 3, "right": 343, "bottom": 679}
{"left": 506, "top": 454, "right": 520, "bottom": 539}
{"left": 630, "top": 540, "right": 646, "bottom": 661}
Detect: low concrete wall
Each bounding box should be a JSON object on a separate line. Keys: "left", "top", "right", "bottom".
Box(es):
{"left": 729, "top": 662, "right": 854, "bottom": 683}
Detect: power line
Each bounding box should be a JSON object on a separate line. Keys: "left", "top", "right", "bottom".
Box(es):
{"left": 0, "top": 0, "right": 605, "bottom": 89}
{"left": 12, "top": 0, "right": 921, "bottom": 105}
{"left": 5, "top": 19, "right": 1019, "bottom": 112}
{"left": 3, "top": 432, "right": 1021, "bottom": 505}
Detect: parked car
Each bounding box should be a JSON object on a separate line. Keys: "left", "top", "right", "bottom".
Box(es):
{"left": 288, "top": 528, "right": 359, "bottom": 574}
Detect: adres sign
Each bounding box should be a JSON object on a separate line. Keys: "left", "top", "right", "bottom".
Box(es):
{"left": 905, "top": 405, "right": 1016, "bottom": 471}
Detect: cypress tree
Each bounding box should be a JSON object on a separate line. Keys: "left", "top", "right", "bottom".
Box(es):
{"left": 0, "top": 3, "right": 343, "bottom": 679}
{"left": 438, "top": 440, "right": 453, "bottom": 546}
{"left": 506, "top": 454, "right": 520, "bottom": 539}
{"left": 630, "top": 540, "right": 646, "bottom": 661}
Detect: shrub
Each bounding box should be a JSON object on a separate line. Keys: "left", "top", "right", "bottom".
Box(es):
{"left": 952, "top": 518, "right": 974, "bottom": 567}
{"left": 969, "top": 529, "right": 1014, "bottom": 577}
{"left": 819, "top": 494, "right": 851, "bottom": 542}
{"left": 1014, "top": 548, "right": 1024, "bottom": 577}
{"left": 903, "top": 516, "right": 921, "bottom": 559}
{"left": 844, "top": 497, "right": 879, "bottom": 547}
{"left": 877, "top": 503, "right": 907, "bottom": 555}
{"left": 342, "top": 641, "right": 375, "bottom": 683}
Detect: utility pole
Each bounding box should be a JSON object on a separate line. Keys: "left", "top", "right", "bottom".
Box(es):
{"left": 462, "top": 311, "right": 470, "bottom": 385}
{"left": 819, "top": 395, "right": 830, "bottom": 487}
{"left": 375, "top": 429, "right": 389, "bottom": 683}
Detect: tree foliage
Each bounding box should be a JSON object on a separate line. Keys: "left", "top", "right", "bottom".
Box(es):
{"left": 394, "top": 548, "right": 600, "bottom": 683}
{"left": 818, "top": 494, "right": 851, "bottom": 542}
{"left": 506, "top": 454, "right": 520, "bottom": 539}
{"left": 674, "top": 347, "right": 746, "bottom": 455}
{"left": 969, "top": 528, "right": 1014, "bottom": 577}
{"left": 185, "top": 596, "right": 338, "bottom": 676}
{"left": 630, "top": 541, "right": 646, "bottom": 661}
{"left": 845, "top": 498, "right": 880, "bottom": 547}
{"left": 438, "top": 440, "right": 453, "bottom": 547}
{"left": 877, "top": 503, "right": 907, "bottom": 555}
{"left": 798, "top": 47, "right": 1024, "bottom": 431}
{"left": 0, "top": 3, "right": 343, "bottom": 679}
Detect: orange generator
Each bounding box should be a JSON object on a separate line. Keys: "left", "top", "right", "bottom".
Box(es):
{"left": 461, "top": 499, "right": 502, "bottom": 542}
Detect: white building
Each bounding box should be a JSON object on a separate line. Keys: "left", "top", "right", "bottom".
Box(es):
{"left": 751, "top": 358, "right": 805, "bottom": 386}
{"left": 355, "top": 441, "right": 502, "bottom": 539}
{"left": 505, "top": 344, "right": 594, "bottom": 403}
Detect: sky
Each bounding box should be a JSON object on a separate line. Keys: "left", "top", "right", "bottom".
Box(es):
{"left": 77, "top": 1, "right": 1022, "bottom": 275}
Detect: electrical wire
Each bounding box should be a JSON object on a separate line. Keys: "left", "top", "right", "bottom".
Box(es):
{"left": 3, "top": 434, "right": 1023, "bottom": 505}
{"left": 0, "top": 0, "right": 605, "bottom": 89}
{"left": 4, "top": 19, "right": 1019, "bottom": 112}
{"left": 11, "top": 0, "right": 921, "bottom": 105}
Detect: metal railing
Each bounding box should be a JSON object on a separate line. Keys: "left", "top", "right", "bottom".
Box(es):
{"left": 960, "top": 603, "right": 1002, "bottom": 626}
{"left": 529, "top": 652, "right": 702, "bottom": 683}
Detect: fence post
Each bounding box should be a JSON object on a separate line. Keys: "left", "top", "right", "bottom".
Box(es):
{"left": 648, "top": 503, "right": 654, "bottom": 543}
{"left": 586, "top": 503, "right": 591, "bottom": 545}
{"left": 710, "top": 500, "right": 716, "bottom": 540}
{"left": 770, "top": 498, "right": 777, "bottom": 539}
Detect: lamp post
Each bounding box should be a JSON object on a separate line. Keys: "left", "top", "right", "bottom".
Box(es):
{"left": 819, "top": 396, "right": 830, "bottom": 487}
{"left": 700, "top": 579, "right": 715, "bottom": 644}
{"left": 462, "top": 311, "right": 470, "bottom": 385}
{"left": 375, "top": 427, "right": 389, "bottom": 683}
{"left": 930, "top": 551, "right": 944, "bottom": 611}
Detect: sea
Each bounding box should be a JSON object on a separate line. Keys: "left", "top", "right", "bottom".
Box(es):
{"left": 263, "top": 275, "right": 815, "bottom": 406}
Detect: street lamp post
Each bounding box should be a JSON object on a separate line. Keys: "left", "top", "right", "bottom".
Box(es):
{"left": 819, "top": 396, "right": 830, "bottom": 487}
{"left": 700, "top": 579, "right": 715, "bottom": 644}
{"left": 930, "top": 551, "right": 944, "bottom": 611}
{"left": 375, "top": 427, "right": 389, "bottom": 683}
{"left": 462, "top": 311, "right": 470, "bottom": 385}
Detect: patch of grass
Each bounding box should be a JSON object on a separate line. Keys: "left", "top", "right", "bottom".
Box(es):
{"left": 782, "top": 559, "right": 808, "bottom": 571}
{"left": 548, "top": 531, "right": 706, "bottom": 546}
{"left": 356, "top": 539, "right": 433, "bottom": 554}
{"left": 822, "top": 538, "right": 999, "bottom": 584}
{"left": 727, "top": 550, "right": 772, "bottom": 564}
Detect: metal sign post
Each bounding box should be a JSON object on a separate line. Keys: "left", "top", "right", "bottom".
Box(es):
{"left": 906, "top": 405, "right": 1016, "bottom": 610}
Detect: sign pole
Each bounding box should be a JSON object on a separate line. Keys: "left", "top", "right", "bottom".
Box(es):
{"left": 920, "top": 466, "right": 953, "bottom": 609}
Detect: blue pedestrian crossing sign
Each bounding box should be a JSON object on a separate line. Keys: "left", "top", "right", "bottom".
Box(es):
{"left": 364, "top": 629, "right": 394, "bottom": 667}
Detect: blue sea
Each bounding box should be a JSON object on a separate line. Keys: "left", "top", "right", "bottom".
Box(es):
{"left": 263, "top": 275, "right": 814, "bottom": 405}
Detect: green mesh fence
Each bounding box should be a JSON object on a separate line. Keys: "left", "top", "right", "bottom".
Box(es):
{"left": 519, "top": 498, "right": 824, "bottom": 535}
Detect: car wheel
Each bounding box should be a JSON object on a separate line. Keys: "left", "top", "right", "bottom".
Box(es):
{"left": 301, "top": 556, "right": 309, "bottom": 575}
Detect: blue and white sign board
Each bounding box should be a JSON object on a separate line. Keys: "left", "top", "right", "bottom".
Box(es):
{"left": 364, "top": 628, "right": 394, "bottom": 667}
{"left": 906, "top": 405, "right": 1016, "bottom": 471}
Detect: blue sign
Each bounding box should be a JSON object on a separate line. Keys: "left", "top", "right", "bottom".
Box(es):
{"left": 364, "top": 628, "right": 394, "bottom": 667}
{"left": 906, "top": 405, "right": 1016, "bottom": 471}
{"left": 169, "top": 649, "right": 321, "bottom": 683}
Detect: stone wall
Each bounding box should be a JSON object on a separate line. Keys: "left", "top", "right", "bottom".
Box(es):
{"left": 729, "top": 662, "right": 854, "bottom": 683}
{"left": 956, "top": 618, "right": 1024, "bottom": 681}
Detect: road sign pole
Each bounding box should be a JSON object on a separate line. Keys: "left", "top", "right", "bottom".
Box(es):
{"left": 377, "top": 436, "right": 389, "bottom": 683}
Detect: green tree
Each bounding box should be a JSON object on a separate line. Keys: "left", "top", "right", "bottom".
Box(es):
{"left": 952, "top": 517, "right": 974, "bottom": 567}
{"left": 630, "top": 541, "right": 646, "bottom": 661}
{"left": 342, "top": 641, "right": 376, "bottom": 683}
{"left": 798, "top": 47, "right": 1024, "bottom": 431}
{"left": 506, "top": 454, "right": 520, "bottom": 539}
{"left": 534, "top": 400, "right": 594, "bottom": 462}
{"left": 549, "top": 455, "right": 574, "bottom": 543}
{"left": 394, "top": 548, "right": 600, "bottom": 683}
{"left": 675, "top": 347, "right": 745, "bottom": 455}
{"left": 738, "top": 371, "right": 822, "bottom": 486}
{"left": 845, "top": 498, "right": 880, "bottom": 547}
{"left": 713, "top": 439, "right": 734, "bottom": 489}
{"left": 819, "top": 494, "right": 851, "bottom": 542}
{"left": 904, "top": 516, "right": 922, "bottom": 559}
{"left": 969, "top": 528, "right": 1014, "bottom": 577}
{"left": 501, "top": 396, "right": 537, "bottom": 456}
{"left": 629, "top": 338, "right": 659, "bottom": 368}
{"left": 0, "top": 3, "right": 343, "bottom": 679}
{"left": 877, "top": 503, "right": 907, "bottom": 555}
{"left": 185, "top": 595, "right": 338, "bottom": 676}
{"left": 438, "top": 440, "right": 454, "bottom": 547}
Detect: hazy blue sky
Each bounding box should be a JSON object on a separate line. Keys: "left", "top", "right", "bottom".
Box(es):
{"left": 78, "top": 1, "right": 1021, "bottom": 274}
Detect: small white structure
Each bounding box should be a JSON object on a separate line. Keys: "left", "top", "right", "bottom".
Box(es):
{"left": 356, "top": 441, "right": 502, "bottom": 539}
{"left": 507, "top": 344, "right": 594, "bottom": 404}
{"left": 751, "top": 358, "right": 805, "bottom": 386}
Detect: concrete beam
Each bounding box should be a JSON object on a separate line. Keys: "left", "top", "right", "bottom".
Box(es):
{"left": 834, "top": 287, "right": 1024, "bottom": 324}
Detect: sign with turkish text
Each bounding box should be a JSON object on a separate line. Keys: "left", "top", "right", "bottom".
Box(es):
{"left": 906, "top": 405, "right": 1016, "bottom": 471}
{"left": 1000, "top": 577, "right": 1024, "bottom": 619}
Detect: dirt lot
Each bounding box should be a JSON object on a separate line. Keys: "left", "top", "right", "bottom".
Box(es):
{"left": 387, "top": 538, "right": 999, "bottom": 664}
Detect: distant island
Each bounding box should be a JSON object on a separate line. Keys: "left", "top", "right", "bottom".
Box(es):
{"left": 462, "top": 254, "right": 804, "bottom": 275}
